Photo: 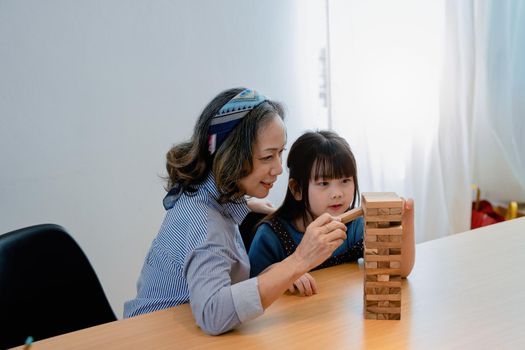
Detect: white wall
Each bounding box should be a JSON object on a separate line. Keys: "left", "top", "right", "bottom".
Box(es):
{"left": 0, "top": 0, "right": 328, "bottom": 317}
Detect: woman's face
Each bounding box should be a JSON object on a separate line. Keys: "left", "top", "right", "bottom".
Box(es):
{"left": 239, "top": 116, "right": 287, "bottom": 198}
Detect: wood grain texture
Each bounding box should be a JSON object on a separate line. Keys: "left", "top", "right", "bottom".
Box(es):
{"left": 14, "top": 218, "right": 525, "bottom": 350}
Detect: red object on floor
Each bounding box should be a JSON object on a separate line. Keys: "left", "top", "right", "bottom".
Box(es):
{"left": 471, "top": 200, "right": 506, "bottom": 229}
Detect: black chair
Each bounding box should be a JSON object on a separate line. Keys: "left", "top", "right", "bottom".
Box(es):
{"left": 239, "top": 212, "right": 267, "bottom": 252}
{"left": 0, "top": 224, "right": 117, "bottom": 349}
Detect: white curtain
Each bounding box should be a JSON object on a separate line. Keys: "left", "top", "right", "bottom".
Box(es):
{"left": 438, "top": 0, "right": 525, "bottom": 235}
{"left": 329, "top": 0, "right": 525, "bottom": 242}
{"left": 329, "top": 0, "right": 447, "bottom": 242}
{"left": 470, "top": 1, "right": 525, "bottom": 202}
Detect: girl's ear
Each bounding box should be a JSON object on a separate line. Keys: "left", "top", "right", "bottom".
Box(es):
{"left": 288, "top": 179, "right": 302, "bottom": 201}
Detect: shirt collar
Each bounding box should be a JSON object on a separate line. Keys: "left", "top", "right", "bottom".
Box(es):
{"left": 201, "top": 172, "right": 250, "bottom": 225}
{"left": 163, "top": 172, "right": 250, "bottom": 225}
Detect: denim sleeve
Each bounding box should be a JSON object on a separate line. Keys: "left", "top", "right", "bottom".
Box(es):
{"left": 347, "top": 216, "right": 364, "bottom": 246}
{"left": 248, "top": 223, "right": 287, "bottom": 278}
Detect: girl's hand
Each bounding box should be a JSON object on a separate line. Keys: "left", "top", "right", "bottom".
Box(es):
{"left": 247, "top": 198, "right": 276, "bottom": 214}
{"left": 288, "top": 273, "right": 318, "bottom": 296}
{"left": 401, "top": 197, "right": 416, "bottom": 278}
{"left": 402, "top": 198, "right": 415, "bottom": 230}
{"left": 293, "top": 213, "right": 347, "bottom": 271}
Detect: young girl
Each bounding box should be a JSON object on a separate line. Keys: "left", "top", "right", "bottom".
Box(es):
{"left": 124, "top": 89, "right": 348, "bottom": 335}
{"left": 249, "top": 130, "right": 415, "bottom": 295}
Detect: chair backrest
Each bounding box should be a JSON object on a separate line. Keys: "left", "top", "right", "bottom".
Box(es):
{"left": 0, "top": 224, "right": 116, "bottom": 349}
{"left": 239, "top": 212, "right": 267, "bottom": 252}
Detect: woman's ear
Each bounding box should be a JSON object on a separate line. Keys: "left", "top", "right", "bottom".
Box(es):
{"left": 288, "top": 179, "right": 302, "bottom": 201}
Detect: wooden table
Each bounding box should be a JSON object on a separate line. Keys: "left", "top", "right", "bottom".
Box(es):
{"left": 16, "top": 217, "right": 525, "bottom": 349}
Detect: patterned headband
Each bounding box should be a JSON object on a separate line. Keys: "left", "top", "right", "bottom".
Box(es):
{"left": 207, "top": 88, "right": 267, "bottom": 154}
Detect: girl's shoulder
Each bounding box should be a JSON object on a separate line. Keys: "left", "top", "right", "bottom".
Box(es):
{"left": 346, "top": 215, "right": 364, "bottom": 229}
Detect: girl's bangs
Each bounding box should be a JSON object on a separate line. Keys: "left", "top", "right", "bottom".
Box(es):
{"left": 311, "top": 150, "right": 356, "bottom": 181}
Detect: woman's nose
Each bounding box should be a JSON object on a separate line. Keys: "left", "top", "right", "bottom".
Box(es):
{"left": 270, "top": 158, "right": 283, "bottom": 176}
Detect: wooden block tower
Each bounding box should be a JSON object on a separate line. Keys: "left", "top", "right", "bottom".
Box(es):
{"left": 362, "top": 192, "right": 403, "bottom": 320}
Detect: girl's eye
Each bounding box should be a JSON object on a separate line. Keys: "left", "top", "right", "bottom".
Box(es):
{"left": 318, "top": 181, "right": 329, "bottom": 186}
{"left": 343, "top": 178, "right": 354, "bottom": 184}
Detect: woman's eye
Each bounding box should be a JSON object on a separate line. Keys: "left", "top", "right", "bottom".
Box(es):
{"left": 262, "top": 155, "right": 273, "bottom": 161}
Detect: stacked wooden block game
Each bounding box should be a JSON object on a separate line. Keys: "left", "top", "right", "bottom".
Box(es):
{"left": 362, "top": 192, "right": 403, "bottom": 320}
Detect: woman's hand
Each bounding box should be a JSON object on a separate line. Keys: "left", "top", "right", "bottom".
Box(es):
{"left": 247, "top": 198, "right": 276, "bottom": 214}
{"left": 288, "top": 273, "right": 318, "bottom": 296}
{"left": 257, "top": 214, "right": 345, "bottom": 309}
{"left": 293, "top": 213, "right": 347, "bottom": 271}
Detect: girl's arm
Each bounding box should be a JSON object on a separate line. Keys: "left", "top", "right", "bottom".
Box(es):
{"left": 256, "top": 213, "right": 347, "bottom": 308}
{"left": 248, "top": 224, "right": 286, "bottom": 277}
{"left": 401, "top": 198, "right": 415, "bottom": 277}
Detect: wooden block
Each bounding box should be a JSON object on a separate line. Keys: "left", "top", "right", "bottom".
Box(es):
{"left": 365, "top": 312, "right": 377, "bottom": 319}
{"left": 365, "top": 281, "right": 402, "bottom": 288}
{"left": 377, "top": 261, "right": 390, "bottom": 269}
{"left": 363, "top": 192, "right": 403, "bottom": 321}
{"left": 366, "top": 227, "right": 402, "bottom": 235}
{"left": 389, "top": 248, "right": 401, "bottom": 255}
{"left": 339, "top": 207, "right": 364, "bottom": 224}
{"left": 366, "top": 214, "right": 403, "bottom": 222}
{"left": 365, "top": 248, "right": 378, "bottom": 255}
{"left": 389, "top": 208, "right": 402, "bottom": 215}
{"left": 389, "top": 287, "right": 402, "bottom": 294}
{"left": 365, "top": 274, "right": 378, "bottom": 282}
{"left": 366, "top": 306, "right": 401, "bottom": 314}
{"left": 366, "top": 294, "right": 401, "bottom": 301}
{"left": 389, "top": 235, "right": 402, "bottom": 243}
{"left": 379, "top": 208, "right": 390, "bottom": 215}
{"left": 366, "top": 208, "right": 378, "bottom": 216}
{"left": 377, "top": 248, "right": 390, "bottom": 255}
{"left": 365, "top": 287, "right": 390, "bottom": 294}
{"left": 377, "top": 275, "right": 390, "bottom": 282}
{"left": 365, "top": 235, "right": 377, "bottom": 242}
{"left": 362, "top": 192, "right": 403, "bottom": 209}
{"left": 390, "top": 261, "right": 401, "bottom": 269}
{"left": 365, "top": 241, "right": 402, "bottom": 249}
{"left": 366, "top": 268, "right": 401, "bottom": 276}
{"left": 365, "top": 261, "right": 378, "bottom": 269}
{"left": 366, "top": 254, "right": 402, "bottom": 262}
{"left": 365, "top": 301, "right": 378, "bottom": 308}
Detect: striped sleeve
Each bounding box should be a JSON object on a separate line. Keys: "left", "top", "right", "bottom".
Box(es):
{"left": 184, "top": 209, "right": 263, "bottom": 335}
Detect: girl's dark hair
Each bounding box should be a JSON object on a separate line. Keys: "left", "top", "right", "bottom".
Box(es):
{"left": 166, "top": 87, "right": 285, "bottom": 203}
{"left": 269, "top": 130, "right": 359, "bottom": 227}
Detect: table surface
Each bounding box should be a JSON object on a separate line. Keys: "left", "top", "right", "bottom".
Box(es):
{"left": 16, "top": 217, "right": 525, "bottom": 349}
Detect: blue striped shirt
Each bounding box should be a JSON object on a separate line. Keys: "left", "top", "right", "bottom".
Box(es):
{"left": 124, "top": 173, "right": 264, "bottom": 335}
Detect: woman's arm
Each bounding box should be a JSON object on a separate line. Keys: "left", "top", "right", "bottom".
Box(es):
{"left": 257, "top": 213, "right": 347, "bottom": 308}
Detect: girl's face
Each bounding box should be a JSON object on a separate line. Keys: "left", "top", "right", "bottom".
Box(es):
{"left": 239, "top": 116, "right": 286, "bottom": 198}
{"left": 307, "top": 176, "right": 355, "bottom": 218}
